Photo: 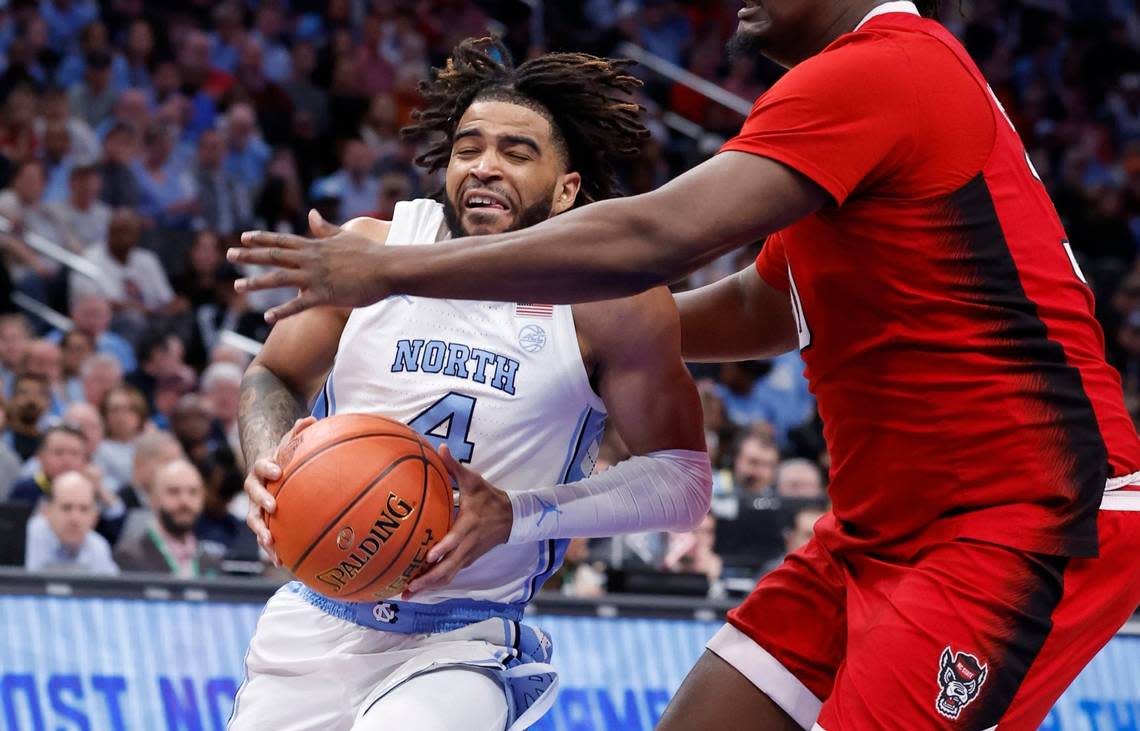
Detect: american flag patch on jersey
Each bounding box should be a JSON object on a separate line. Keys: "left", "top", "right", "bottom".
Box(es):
{"left": 514, "top": 303, "right": 554, "bottom": 318}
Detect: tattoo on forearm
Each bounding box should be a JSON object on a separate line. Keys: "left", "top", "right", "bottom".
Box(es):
{"left": 238, "top": 367, "right": 309, "bottom": 465}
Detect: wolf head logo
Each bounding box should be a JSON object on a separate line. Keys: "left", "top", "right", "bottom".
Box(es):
{"left": 935, "top": 647, "right": 988, "bottom": 720}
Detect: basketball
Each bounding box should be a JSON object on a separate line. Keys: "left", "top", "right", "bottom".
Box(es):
{"left": 266, "top": 414, "right": 453, "bottom": 602}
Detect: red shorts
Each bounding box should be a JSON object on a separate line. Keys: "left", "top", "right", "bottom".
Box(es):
{"left": 707, "top": 491, "right": 1140, "bottom": 730}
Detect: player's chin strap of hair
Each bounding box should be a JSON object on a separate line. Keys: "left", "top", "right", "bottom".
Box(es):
{"left": 506, "top": 449, "right": 713, "bottom": 545}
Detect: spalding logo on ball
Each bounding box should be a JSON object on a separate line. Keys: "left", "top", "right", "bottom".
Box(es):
{"left": 265, "top": 414, "right": 453, "bottom": 602}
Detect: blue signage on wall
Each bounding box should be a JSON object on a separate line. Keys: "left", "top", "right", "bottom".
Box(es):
{"left": 0, "top": 596, "right": 1137, "bottom": 730}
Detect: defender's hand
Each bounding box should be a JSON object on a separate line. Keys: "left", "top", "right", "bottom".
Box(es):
{"left": 403, "top": 445, "right": 513, "bottom": 598}
{"left": 229, "top": 210, "right": 392, "bottom": 323}
{"left": 245, "top": 416, "right": 317, "bottom": 566}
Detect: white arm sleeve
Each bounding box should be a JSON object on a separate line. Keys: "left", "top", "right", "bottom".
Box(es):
{"left": 506, "top": 449, "right": 713, "bottom": 544}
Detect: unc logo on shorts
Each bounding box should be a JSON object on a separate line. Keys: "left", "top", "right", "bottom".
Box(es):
{"left": 935, "top": 646, "right": 988, "bottom": 720}
{"left": 518, "top": 325, "right": 547, "bottom": 353}
{"left": 372, "top": 602, "right": 399, "bottom": 624}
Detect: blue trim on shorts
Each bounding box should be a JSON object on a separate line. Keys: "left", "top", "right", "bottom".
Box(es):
{"left": 289, "top": 582, "right": 526, "bottom": 634}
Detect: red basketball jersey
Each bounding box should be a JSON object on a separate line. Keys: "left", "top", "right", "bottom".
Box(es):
{"left": 723, "top": 13, "right": 1140, "bottom": 558}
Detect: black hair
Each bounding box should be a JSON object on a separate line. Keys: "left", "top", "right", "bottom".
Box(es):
{"left": 403, "top": 37, "right": 649, "bottom": 207}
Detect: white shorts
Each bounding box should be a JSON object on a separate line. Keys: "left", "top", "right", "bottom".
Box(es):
{"left": 227, "top": 588, "right": 557, "bottom": 731}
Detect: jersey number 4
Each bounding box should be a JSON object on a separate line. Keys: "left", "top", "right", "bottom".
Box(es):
{"left": 408, "top": 392, "right": 477, "bottom": 463}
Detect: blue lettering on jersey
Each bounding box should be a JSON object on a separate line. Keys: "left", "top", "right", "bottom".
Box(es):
{"left": 392, "top": 339, "right": 519, "bottom": 395}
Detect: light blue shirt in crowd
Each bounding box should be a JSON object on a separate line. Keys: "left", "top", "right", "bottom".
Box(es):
{"left": 24, "top": 513, "right": 119, "bottom": 576}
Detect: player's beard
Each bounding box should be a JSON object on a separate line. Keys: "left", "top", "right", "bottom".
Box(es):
{"left": 442, "top": 193, "right": 555, "bottom": 239}
{"left": 727, "top": 30, "right": 767, "bottom": 64}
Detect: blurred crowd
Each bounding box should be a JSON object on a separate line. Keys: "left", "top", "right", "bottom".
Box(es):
{"left": 0, "top": 0, "right": 1137, "bottom": 598}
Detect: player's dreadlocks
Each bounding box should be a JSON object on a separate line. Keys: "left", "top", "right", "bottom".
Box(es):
{"left": 403, "top": 37, "right": 649, "bottom": 207}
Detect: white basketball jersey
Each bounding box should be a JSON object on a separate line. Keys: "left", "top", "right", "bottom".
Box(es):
{"left": 321, "top": 199, "right": 607, "bottom": 605}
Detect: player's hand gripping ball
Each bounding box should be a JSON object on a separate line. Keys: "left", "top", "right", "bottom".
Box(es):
{"left": 266, "top": 414, "right": 453, "bottom": 602}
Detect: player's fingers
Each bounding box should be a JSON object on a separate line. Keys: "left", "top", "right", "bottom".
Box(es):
{"left": 239, "top": 230, "right": 309, "bottom": 249}
{"left": 252, "top": 458, "right": 281, "bottom": 485}
{"left": 292, "top": 415, "right": 317, "bottom": 434}
{"left": 435, "top": 442, "right": 471, "bottom": 488}
{"left": 247, "top": 465, "right": 278, "bottom": 512}
{"left": 234, "top": 270, "right": 309, "bottom": 296}
{"left": 309, "top": 208, "right": 340, "bottom": 237}
{"left": 426, "top": 530, "right": 461, "bottom": 565}
{"left": 406, "top": 554, "right": 460, "bottom": 595}
{"left": 246, "top": 506, "right": 273, "bottom": 548}
{"left": 264, "top": 292, "right": 321, "bottom": 324}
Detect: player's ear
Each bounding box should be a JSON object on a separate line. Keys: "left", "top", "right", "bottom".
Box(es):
{"left": 552, "top": 171, "right": 581, "bottom": 215}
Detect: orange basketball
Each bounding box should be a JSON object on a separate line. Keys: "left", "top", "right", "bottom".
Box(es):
{"left": 266, "top": 413, "right": 453, "bottom": 602}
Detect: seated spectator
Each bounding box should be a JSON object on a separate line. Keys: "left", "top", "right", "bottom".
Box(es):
{"left": 52, "top": 294, "right": 137, "bottom": 374}
{"left": 97, "top": 384, "right": 148, "bottom": 488}
{"left": 550, "top": 537, "right": 606, "bottom": 598}
{"left": 223, "top": 103, "right": 271, "bottom": 190}
{"left": 759, "top": 504, "right": 828, "bottom": 577}
{"left": 0, "top": 160, "right": 66, "bottom": 296}
{"left": 774, "top": 458, "right": 825, "bottom": 502}
{"left": 170, "top": 393, "right": 218, "bottom": 467}
{"left": 194, "top": 129, "right": 252, "bottom": 235}
{"left": 114, "top": 459, "right": 222, "bottom": 577}
{"left": 310, "top": 138, "right": 379, "bottom": 222}
{"left": 78, "top": 353, "right": 122, "bottom": 409}
{"left": 34, "top": 86, "right": 100, "bottom": 164}
{"left": 44, "top": 165, "right": 111, "bottom": 252}
{"left": 663, "top": 512, "right": 724, "bottom": 598}
{"left": 0, "top": 313, "right": 31, "bottom": 395}
{"left": 711, "top": 428, "right": 780, "bottom": 517}
{"left": 39, "top": 118, "right": 81, "bottom": 205}
{"left": 714, "top": 354, "right": 813, "bottom": 448}
{"left": 9, "top": 424, "right": 88, "bottom": 504}
{"left": 126, "top": 329, "right": 185, "bottom": 414}
{"left": 59, "top": 330, "right": 93, "bottom": 404}
{"left": 69, "top": 209, "right": 179, "bottom": 332}
{"left": 0, "top": 394, "right": 22, "bottom": 500}
{"left": 98, "top": 123, "right": 143, "bottom": 209}
{"left": 68, "top": 50, "right": 116, "bottom": 129}
{"left": 112, "top": 430, "right": 185, "bottom": 546}
{"left": 24, "top": 470, "right": 119, "bottom": 575}
{"left": 201, "top": 362, "right": 242, "bottom": 457}
{"left": 196, "top": 448, "right": 259, "bottom": 562}
{"left": 132, "top": 121, "right": 199, "bottom": 229}
{"left": 21, "top": 338, "right": 67, "bottom": 421}
{"left": 3, "top": 374, "right": 51, "bottom": 461}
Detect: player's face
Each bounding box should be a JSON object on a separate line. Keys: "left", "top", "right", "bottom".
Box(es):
{"left": 731, "top": 0, "right": 840, "bottom": 68}
{"left": 443, "top": 101, "right": 581, "bottom": 238}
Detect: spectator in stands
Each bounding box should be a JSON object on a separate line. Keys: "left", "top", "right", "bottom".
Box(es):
{"left": 0, "top": 160, "right": 66, "bottom": 291}
{"left": 371, "top": 170, "right": 414, "bottom": 220}
{"left": 0, "top": 395, "right": 21, "bottom": 499}
{"left": 232, "top": 37, "right": 293, "bottom": 145}
{"left": 0, "top": 312, "right": 31, "bottom": 394}
{"left": 35, "top": 86, "right": 100, "bottom": 164}
{"left": 69, "top": 50, "right": 116, "bottom": 128}
{"left": 21, "top": 339, "right": 66, "bottom": 420}
{"left": 24, "top": 470, "right": 119, "bottom": 575}
{"left": 201, "top": 362, "right": 242, "bottom": 457}
{"left": 715, "top": 355, "right": 813, "bottom": 448}
{"left": 223, "top": 103, "right": 271, "bottom": 190}
{"left": 282, "top": 42, "right": 328, "bottom": 139}
{"left": 663, "top": 512, "right": 723, "bottom": 597}
{"left": 552, "top": 537, "right": 606, "bottom": 598}
{"left": 97, "top": 123, "right": 142, "bottom": 208}
{"left": 97, "top": 384, "right": 147, "bottom": 488}
{"left": 40, "top": 0, "right": 100, "bottom": 57}
{"left": 69, "top": 208, "right": 178, "bottom": 325}
{"left": 133, "top": 121, "right": 198, "bottom": 229}
{"left": 57, "top": 295, "right": 136, "bottom": 373}
{"left": 44, "top": 165, "right": 111, "bottom": 252}
{"left": 197, "top": 447, "right": 258, "bottom": 561}
{"left": 9, "top": 424, "right": 88, "bottom": 503}
{"left": 78, "top": 352, "right": 121, "bottom": 410}
{"left": 126, "top": 329, "right": 183, "bottom": 414}
{"left": 96, "top": 87, "right": 150, "bottom": 142}
{"left": 711, "top": 429, "right": 780, "bottom": 516}
{"left": 61, "top": 401, "right": 105, "bottom": 471}
{"left": 194, "top": 129, "right": 252, "bottom": 235}
{"left": 39, "top": 118, "right": 77, "bottom": 205}
{"left": 122, "top": 20, "right": 156, "bottom": 90}
{"left": 114, "top": 459, "right": 222, "bottom": 577}
{"left": 59, "top": 329, "right": 93, "bottom": 403}
{"left": 323, "top": 138, "right": 379, "bottom": 222}
{"left": 774, "top": 457, "right": 825, "bottom": 501}
{"left": 209, "top": 3, "right": 245, "bottom": 74}
{"left": 759, "top": 504, "right": 828, "bottom": 576}
{"left": 250, "top": 4, "right": 291, "bottom": 84}
{"left": 169, "top": 392, "right": 215, "bottom": 467}
{"left": 110, "top": 429, "right": 185, "bottom": 546}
